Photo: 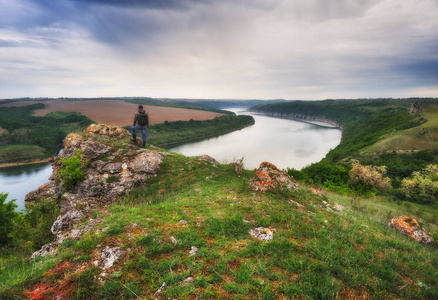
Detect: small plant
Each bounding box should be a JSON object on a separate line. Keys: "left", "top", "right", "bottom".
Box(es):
{"left": 107, "top": 225, "right": 125, "bottom": 236}
{"left": 229, "top": 157, "right": 245, "bottom": 175}
{"left": 59, "top": 151, "right": 85, "bottom": 191}
{"left": 106, "top": 176, "right": 118, "bottom": 183}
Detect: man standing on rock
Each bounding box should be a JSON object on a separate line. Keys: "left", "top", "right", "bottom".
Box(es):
{"left": 131, "top": 105, "right": 149, "bottom": 147}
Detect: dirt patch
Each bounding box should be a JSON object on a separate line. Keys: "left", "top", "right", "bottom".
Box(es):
{"left": 1, "top": 100, "right": 223, "bottom": 127}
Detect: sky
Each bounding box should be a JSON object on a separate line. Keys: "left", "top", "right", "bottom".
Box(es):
{"left": 0, "top": 0, "right": 437, "bottom": 100}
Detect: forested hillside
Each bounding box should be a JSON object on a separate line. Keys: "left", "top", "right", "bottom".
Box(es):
{"left": 0, "top": 104, "right": 93, "bottom": 164}
{"left": 251, "top": 99, "right": 438, "bottom": 205}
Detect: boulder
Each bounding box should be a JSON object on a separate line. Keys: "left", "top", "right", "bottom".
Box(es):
{"left": 249, "top": 227, "right": 275, "bottom": 241}
{"left": 128, "top": 151, "right": 162, "bottom": 174}
{"left": 85, "top": 124, "right": 127, "bottom": 137}
{"left": 250, "top": 161, "right": 298, "bottom": 192}
{"left": 388, "top": 216, "right": 434, "bottom": 246}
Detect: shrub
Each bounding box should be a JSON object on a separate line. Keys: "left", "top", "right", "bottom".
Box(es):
{"left": 295, "top": 162, "right": 349, "bottom": 186}
{"left": 401, "top": 164, "right": 438, "bottom": 204}
{"left": 0, "top": 193, "right": 18, "bottom": 246}
{"left": 10, "top": 199, "right": 59, "bottom": 251}
{"left": 349, "top": 161, "right": 391, "bottom": 191}
{"left": 59, "top": 151, "right": 85, "bottom": 191}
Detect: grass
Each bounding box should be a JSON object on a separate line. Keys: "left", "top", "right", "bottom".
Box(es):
{"left": 1, "top": 148, "right": 437, "bottom": 299}
{"left": 364, "top": 103, "right": 438, "bottom": 153}
{"left": 0, "top": 144, "right": 47, "bottom": 163}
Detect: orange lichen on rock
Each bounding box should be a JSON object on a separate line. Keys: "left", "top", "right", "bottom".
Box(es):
{"left": 388, "top": 216, "right": 434, "bottom": 246}
{"left": 250, "top": 161, "right": 298, "bottom": 192}
{"left": 84, "top": 123, "right": 127, "bottom": 137}
{"left": 309, "top": 187, "right": 322, "bottom": 196}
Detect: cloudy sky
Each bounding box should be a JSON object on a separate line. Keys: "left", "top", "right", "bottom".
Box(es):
{"left": 1, "top": 0, "right": 437, "bottom": 100}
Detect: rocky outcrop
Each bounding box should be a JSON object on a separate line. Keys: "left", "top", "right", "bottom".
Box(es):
{"left": 409, "top": 102, "right": 424, "bottom": 115}
{"left": 27, "top": 124, "right": 163, "bottom": 258}
{"left": 388, "top": 216, "right": 434, "bottom": 246}
{"left": 250, "top": 161, "right": 298, "bottom": 192}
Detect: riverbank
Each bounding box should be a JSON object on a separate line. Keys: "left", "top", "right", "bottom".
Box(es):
{"left": 155, "top": 123, "right": 254, "bottom": 147}
{"left": 249, "top": 109, "right": 344, "bottom": 130}
{"left": 146, "top": 114, "right": 255, "bottom": 146}
{"left": 0, "top": 158, "right": 51, "bottom": 169}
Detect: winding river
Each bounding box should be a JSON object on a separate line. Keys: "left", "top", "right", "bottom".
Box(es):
{"left": 1, "top": 107, "right": 342, "bottom": 210}
{"left": 167, "top": 108, "right": 342, "bottom": 170}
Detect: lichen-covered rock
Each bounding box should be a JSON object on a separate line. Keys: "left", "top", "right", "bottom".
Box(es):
{"left": 25, "top": 181, "right": 63, "bottom": 203}
{"left": 128, "top": 151, "right": 162, "bottom": 174}
{"left": 27, "top": 124, "right": 163, "bottom": 259}
{"left": 85, "top": 123, "right": 127, "bottom": 137}
{"left": 199, "top": 154, "right": 219, "bottom": 165}
{"left": 388, "top": 216, "right": 434, "bottom": 246}
{"left": 100, "top": 246, "right": 123, "bottom": 270}
{"left": 51, "top": 210, "right": 85, "bottom": 234}
{"left": 30, "top": 243, "right": 58, "bottom": 260}
{"left": 250, "top": 161, "right": 298, "bottom": 192}
{"left": 102, "top": 162, "right": 124, "bottom": 174}
{"left": 81, "top": 140, "right": 110, "bottom": 159}
{"left": 249, "top": 227, "right": 275, "bottom": 241}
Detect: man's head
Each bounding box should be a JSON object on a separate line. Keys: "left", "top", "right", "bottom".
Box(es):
{"left": 138, "top": 105, "right": 143, "bottom": 109}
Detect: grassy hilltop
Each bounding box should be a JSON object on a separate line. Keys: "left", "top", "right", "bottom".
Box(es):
{"left": 0, "top": 132, "right": 437, "bottom": 299}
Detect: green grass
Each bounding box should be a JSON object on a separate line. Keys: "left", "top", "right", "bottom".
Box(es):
{"left": 2, "top": 149, "right": 436, "bottom": 299}
{"left": 364, "top": 103, "right": 438, "bottom": 153}
{"left": 0, "top": 144, "right": 46, "bottom": 163}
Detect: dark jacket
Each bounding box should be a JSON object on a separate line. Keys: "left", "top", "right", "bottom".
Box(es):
{"left": 133, "top": 109, "right": 149, "bottom": 127}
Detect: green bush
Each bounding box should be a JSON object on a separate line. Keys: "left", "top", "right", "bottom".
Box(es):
{"left": 59, "top": 151, "right": 85, "bottom": 191}
{"left": 401, "top": 164, "right": 438, "bottom": 204}
{"left": 349, "top": 161, "right": 392, "bottom": 191}
{"left": 294, "top": 162, "right": 349, "bottom": 186}
{"left": 0, "top": 193, "right": 18, "bottom": 246}
{"left": 10, "top": 199, "right": 59, "bottom": 251}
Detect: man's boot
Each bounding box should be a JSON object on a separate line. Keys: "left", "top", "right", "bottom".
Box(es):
{"left": 142, "top": 141, "right": 146, "bottom": 147}
{"left": 130, "top": 134, "right": 137, "bottom": 144}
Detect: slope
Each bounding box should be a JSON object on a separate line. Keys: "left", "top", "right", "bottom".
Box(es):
{"left": 364, "top": 103, "right": 438, "bottom": 153}
{"left": 0, "top": 125, "right": 437, "bottom": 299}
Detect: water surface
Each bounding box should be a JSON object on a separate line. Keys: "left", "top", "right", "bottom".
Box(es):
{"left": 0, "top": 163, "right": 52, "bottom": 211}
{"left": 168, "top": 108, "right": 342, "bottom": 170}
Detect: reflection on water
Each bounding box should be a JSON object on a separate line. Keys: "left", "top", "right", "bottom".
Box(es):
{"left": 0, "top": 163, "right": 52, "bottom": 211}
{"left": 168, "top": 108, "right": 342, "bottom": 170}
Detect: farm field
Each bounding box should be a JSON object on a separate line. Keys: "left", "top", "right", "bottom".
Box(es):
{"left": 0, "top": 100, "right": 223, "bottom": 127}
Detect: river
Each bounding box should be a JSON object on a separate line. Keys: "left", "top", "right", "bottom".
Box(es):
{"left": 167, "top": 107, "right": 342, "bottom": 170}
{"left": 1, "top": 107, "right": 342, "bottom": 211}
{"left": 0, "top": 162, "right": 52, "bottom": 211}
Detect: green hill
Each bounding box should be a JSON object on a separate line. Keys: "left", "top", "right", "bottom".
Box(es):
{"left": 364, "top": 103, "right": 438, "bottom": 153}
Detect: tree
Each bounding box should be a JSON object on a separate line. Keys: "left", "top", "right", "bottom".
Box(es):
{"left": 0, "top": 193, "right": 18, "bottom": 246}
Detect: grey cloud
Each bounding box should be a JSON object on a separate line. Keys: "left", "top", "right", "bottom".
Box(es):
{"left": 67, "top": 0, "right": 194, "bottom": 9}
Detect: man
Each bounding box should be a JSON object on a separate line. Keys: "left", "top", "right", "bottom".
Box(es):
{"left": 131, "top": 105, "right": 149, "bottom": 147}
